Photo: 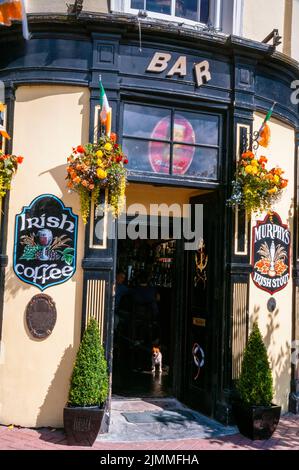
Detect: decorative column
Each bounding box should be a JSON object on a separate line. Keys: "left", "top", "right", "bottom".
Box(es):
{"left": 289, "top": 129, "right": 299, "bottom": 413}
{"left": 215, "top": 53, "right": 255, "bottom": 424}
{"left": 0, "top": 86, "right": 15, "bottom": 341}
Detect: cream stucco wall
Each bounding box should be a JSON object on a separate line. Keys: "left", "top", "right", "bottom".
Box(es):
{"left": 0, "top": 85, "right": 89, "bottom": 427}
{"left": 248, "top": 113, "right": 295, "bottom": 412}
{"left": 26, "top": 0, "right": 108, "bottom": 13}
{"left": 291, "top": 0, "right": 299, "bottom": 61}
{"left": 243, "top": 0, "right": 285, "bottom": 53}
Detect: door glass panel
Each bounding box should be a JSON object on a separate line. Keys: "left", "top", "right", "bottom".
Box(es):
{"left": 173, "top": 145, "right": 218, "bottom": 179}
{"left": 123, "top": 104, "right": 171, "bottom": 141}
{"left": 123, "top": 138, "right": 170, "bottom": 173}
{"left": 122, "top": 103, "right": 220, "bottom": 180}
{"left": 174, "top": 111, "right": 219, "bottom": 146}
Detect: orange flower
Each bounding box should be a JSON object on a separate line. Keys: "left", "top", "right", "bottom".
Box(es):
{"left": 67, "top": 181, "right": 74, "bottom": 189}
{"left": 74, "top": 176, "right": 81, "bottom": 184}
{"left": 76, "top": 145, "right": 85, "bottom": 154}
{"left": 258, "top": 156, "right": 268, "bottom": 164}
{"left": 89, "top": 184, "right": 95, "bottom": 190}
{"left": 274, "top": 168, "right": 284, "bottom": 176}
{"left": 280, "top": 179, "right": 288, "bottom": 188}
{"left": 110, "top": 132, "right": 117, "bottom": 142}
{"left": 82, "top": 180, "right": 89, "bottom": 188}
{"left": 17, "top": 156, "right": 24, "bottom": 164}
{"left": 242, "top": 150, "right": 254, "bottom": 159}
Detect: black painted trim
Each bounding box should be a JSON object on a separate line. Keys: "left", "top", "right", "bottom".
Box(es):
{"left": 0, "top": 86, "right": 15, "bottom": 341}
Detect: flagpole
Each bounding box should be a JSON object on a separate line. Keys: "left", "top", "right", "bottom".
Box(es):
{"left": 21, "top": 0, "right": 30, "bottom": 40}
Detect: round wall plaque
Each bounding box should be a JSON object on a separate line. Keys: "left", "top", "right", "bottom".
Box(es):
{"left": 267, "top": 297, "right": 277, "bottom": 313}
{"left": 26, "top": 294, "right": 57, "bottom": 339}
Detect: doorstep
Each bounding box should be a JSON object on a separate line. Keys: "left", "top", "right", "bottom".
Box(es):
{"left": 97, "top": 397, "right": 237, "bottom": 442}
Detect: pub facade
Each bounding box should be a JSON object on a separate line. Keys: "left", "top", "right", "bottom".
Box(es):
{"left": 0, "top": 1, "right": 298, "bottom": 428}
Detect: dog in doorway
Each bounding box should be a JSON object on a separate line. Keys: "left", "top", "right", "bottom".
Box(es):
{"left": 152, "top": 346, "right": 162, "bottom": 373}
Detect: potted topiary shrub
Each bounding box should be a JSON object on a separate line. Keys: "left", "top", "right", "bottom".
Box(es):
{"left": 233, "top": 322, "right": 281, "bottom": 440}
{"left": 64, "top": 318, "right": 109, "bottom": 446}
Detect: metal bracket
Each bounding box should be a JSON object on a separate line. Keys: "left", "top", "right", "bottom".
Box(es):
{"left": 67, "top": 0, "right": 83, "bottom": 16}
{"left": 262, "top": 29, "right": 282, "bottom": 49}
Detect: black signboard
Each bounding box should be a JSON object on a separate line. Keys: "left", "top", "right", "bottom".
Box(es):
{"left": 251, "top": 212, "right": 290, "bottom": 294}
{"left": 14, "top": 194, "right": 78, "bottom": 291}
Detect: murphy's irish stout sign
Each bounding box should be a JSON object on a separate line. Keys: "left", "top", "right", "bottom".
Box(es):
{"left": 14, "top": 195, "right": 78, "bottom": 291}
{"left": 252, "top": 212, "right": 290, "bottom": 294}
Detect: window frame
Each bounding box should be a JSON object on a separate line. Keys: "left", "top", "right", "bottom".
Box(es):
{"left": 112, "top": 0, "right": 211, "bottom": 27}
{"left": 0, "top": 104, "right": 7, "bottom": 153}
{"left": 121, "top": 101, "right": 222, "bottom": 184}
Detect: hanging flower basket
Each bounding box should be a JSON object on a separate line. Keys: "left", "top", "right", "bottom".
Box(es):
{"left": 0, "top": 151, "right": 23, "bottom": 203}
{"left": 66, "top": 133, "right": 128, "bottom": 224}
{"left": 227, "top": 150, "right": 288, "bottom": 214}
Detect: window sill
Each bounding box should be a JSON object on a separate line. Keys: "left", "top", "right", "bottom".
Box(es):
{"left": 111, "top": 9, "right": 223, "bottom": 33}
{"left": 127, "top": 172, "right": 220, "bottom": 189}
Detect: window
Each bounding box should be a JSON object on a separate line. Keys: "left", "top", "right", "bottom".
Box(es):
{"left": 122, "top": 103, "right": 220, "bottom": 180}
{"left": 121, "top": 0, "right": 210, "bottom": 24}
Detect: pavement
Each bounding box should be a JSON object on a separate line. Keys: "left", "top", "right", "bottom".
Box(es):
{"left": 0, "top": 398, "right": 299, "bottom": 450}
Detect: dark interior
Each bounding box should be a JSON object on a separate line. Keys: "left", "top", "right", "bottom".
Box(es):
{"left": 112, "top": 235, "right": 177, "bottom": 397}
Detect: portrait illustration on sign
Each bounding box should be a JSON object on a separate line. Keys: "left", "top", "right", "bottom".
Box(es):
{"left": 251, "top": 212, "right": 290, "bottom": 294}
{"left": 14, "top": 194, "right": 78, "bottom": 291}
{"left": 149, "top": 115, "right": 195, "bottom": 175}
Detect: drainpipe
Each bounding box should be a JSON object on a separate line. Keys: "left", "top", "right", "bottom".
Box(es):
{"left": 232, "top": 0, "right": 244, "bottom": 37}
{"left": 213, "top": 0, "right": 222, "bottom": 32}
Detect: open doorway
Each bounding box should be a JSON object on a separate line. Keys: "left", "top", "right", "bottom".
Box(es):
{"left": 112, "top": 234, "right": 178, "bottom": 398}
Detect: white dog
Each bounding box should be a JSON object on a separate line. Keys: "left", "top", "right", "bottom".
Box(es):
{"left": 152, "top": 347, "right": 162, "bottom": 373}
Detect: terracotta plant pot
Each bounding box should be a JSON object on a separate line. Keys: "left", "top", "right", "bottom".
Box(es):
{"left": 64, "top": 404, "right": 106, "bottom": 446}
{"left": 233, "top": 402, "right": 281, "bottom": 440}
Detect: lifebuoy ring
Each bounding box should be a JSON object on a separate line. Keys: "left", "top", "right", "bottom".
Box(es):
{"left": 192, "top": 343, "right": 205, "bottom": 380}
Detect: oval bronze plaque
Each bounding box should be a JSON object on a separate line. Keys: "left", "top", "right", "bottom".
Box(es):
{"left": 26, "top": 294, "right": 57, "bottom": 339}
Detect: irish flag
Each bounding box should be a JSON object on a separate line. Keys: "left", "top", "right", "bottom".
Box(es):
{"left": 0, "top": 0, "right": 29, "bottom": 39}
{"left": 257, "top": 102, "right": 276, "bottom": 148}
{"left": 99, "top": 80, "right": 112, "bottom": 137}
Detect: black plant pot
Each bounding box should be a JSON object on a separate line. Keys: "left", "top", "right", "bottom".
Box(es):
{"left": 64, "top": 404, "right": 106, "bottom": 446}
{"left": 233, "top": 402, "right": 281, "bottom": 440}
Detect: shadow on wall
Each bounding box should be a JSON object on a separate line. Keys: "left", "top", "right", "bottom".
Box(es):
{"left": 36, "top": 344, "right": 75, "bottom": 428}
{"left": 40, "top": 164, "right": 76, "bottom": 208}
{"left": 4, "top": 267, "right": 31, "bottom": 301}
{"left": 286, "top": 198, "right": 294, "bottom": 229}
{"left": 264, "top": 309, "right": 291, "bottom": 410}
{"left": 38, "top": 91, "right": 90, "bottom": 200}
{"left": 251, "top": 306, "right": 290, "bottom": 410}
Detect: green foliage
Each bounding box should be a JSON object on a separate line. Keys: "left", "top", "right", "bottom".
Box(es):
{"left": 68, "top": 318, "right": 109, "bottom": 407}
{"left": 237, "top": 322, "right": 273, "bottom": 406}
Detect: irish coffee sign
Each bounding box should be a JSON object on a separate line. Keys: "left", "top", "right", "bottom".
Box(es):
{"left": 14, "top": 195, "right": 78, "bottom": 291}
{"left": 252, "top": 212, "right": 290, "bottom": 294}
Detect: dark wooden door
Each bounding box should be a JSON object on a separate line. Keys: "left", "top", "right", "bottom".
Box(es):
{"left": 182, "top": 191, "right": 221, "bottom": 416}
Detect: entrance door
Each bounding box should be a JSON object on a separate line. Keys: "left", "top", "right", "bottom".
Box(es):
{"left": 182, "top": 191, "right": 222, "bottom": 416}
